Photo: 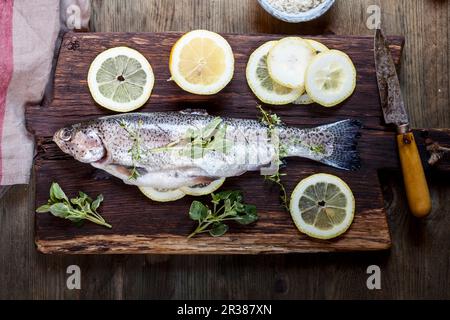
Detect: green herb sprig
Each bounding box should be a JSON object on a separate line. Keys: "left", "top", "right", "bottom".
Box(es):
{"left": 188, "top": 190, "right": 258, "bottom": 238}
{"left": 152, "top": 117, "right": 232, "bottom": 158}
{"left": 119, "top": 119, "right": 144, "bottom": 180}
{"left": 257, "top": 105, "right": 289, "bottom": 211}
{"left": 36, "top": 182, "right": 111, "bottom": 228}
{"left": 258, "top": 105, "right": 283, "bottom": 129}
{"left": 264, "top": 171, "right": 288, "bottom": 211}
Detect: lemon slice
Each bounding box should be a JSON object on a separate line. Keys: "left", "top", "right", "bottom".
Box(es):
{"left": 293, "top": 40, "right": 329, "bottom": 106}
{"left": 305, "top": 50, "right": 357, "bottom": 107}
{"left": 139, "top": 187, "right": 185, "bottom": 202}
{"left": 180, "top": 178, "right": 225, "bottom": 196}
{"left": 267, "top": 37, "right": 316, "bottom": 89}
{"left": 246, "top": 41, "right": 303, "bottom": 105}
{"left": 290, "top": 173, "right": 355, "bottom": 240}
{"left": 169, "top": 30, "right": 234, "bottom": 95}
{"left": 306, "top": 39, "right": 330, "bottom": 54}
{"left": 293, "top": 93, "right": 315, "bottom": 105}
{"left": 88, "top": 47, "right": 154, "bottom": 112}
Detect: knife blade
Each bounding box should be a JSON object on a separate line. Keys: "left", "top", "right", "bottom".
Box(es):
{"left": 374, "top": 28, "right": 431, "bottom": 218}
{"left": 374, "top": 28, "right": 409, "bottom": 128}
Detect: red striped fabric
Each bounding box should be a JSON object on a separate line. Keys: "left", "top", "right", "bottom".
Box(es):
{"left": 0, "top": 0, "right": 14, "bottom": 181}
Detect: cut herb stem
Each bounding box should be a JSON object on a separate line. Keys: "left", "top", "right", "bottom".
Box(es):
{"left": 119, "top": 119, "right": 144, "bottom": 180}
{"left": 85, "top": 215, "right": 112, "bottom": 228}
{"left": 257, "top": 105, "right": 290, "bottom": 211}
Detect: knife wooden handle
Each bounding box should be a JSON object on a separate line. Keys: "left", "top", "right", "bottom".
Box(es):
{"left": 397, "top": 132, "right": 432, "bottom": 217}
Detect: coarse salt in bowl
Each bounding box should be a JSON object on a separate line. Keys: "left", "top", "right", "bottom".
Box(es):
{"left": 258, "top": 0, "right": 335, "bottom": 23}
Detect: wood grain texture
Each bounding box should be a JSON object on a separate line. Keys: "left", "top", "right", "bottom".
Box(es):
{"left": 1, "top": 0, "right": 450, "bottom": 299}
{"left": 27, "top": 32, "right": 406, "bottom": 254}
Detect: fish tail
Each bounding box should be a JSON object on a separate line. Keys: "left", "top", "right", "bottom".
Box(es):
{"left": 317, "top": 119, "right": 362, "bottom": 170}
{"left": 284, "top": 119, "right": 362, "bottom": 171}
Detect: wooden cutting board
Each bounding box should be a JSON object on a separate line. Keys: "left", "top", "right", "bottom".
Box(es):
{"left": 26, "top": 31, "right": 410, "bottom": 254}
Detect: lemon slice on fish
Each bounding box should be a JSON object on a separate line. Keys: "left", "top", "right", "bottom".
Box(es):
{"left": 169, "top": 30, "right": 234, "bottom": 95}
{"left": 267, "top": 37, "right": 316, "bottom": 89}
{"left": 246, "top": 41, "right": 302, "bottom": 105}
{"left": 88, "top": 47, "right": 154, "bottom": 112}
{"left": 290, "top": 173, "right": 355, "bottom": 240}
{"left": 305, "top": 50, "right": 357, "bottom": 107}
{"left": 139, "top": 187, "right": 185, "bottom": 202}
{"left": 293, "top": 40, "right": 329, "bottom": 106}
{"left": 180, "top": 178, "right": 226, "bottom": 196}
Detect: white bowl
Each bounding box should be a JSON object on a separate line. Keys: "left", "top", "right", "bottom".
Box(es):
{"left": 257, "top": 0, "right": 335, "bottom": 23}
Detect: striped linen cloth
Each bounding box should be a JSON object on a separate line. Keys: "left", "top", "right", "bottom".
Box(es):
{"left": 0, "top": 0, "right": 90, "bottom": 186}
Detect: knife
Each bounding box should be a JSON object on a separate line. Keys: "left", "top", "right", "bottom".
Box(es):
{"left": 374, "top": 29, "right": 431, "bottom": 217}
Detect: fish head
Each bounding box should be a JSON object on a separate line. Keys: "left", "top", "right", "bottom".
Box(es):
{"left": 53, "top": 123, "right": 106, "bottom": 163}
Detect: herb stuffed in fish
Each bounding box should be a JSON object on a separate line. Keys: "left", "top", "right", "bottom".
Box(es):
{"left": 53, "top": 110, "right": 361, "bottom": 189}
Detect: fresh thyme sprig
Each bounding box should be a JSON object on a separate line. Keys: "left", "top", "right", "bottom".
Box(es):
{"left": 310, "top": 144, "right": 325, "bottom": 155}
{"left": 187, "top": 190, "right": 258, "bottom": 238}
{"left": 257, "top": 105, "right": 289, "bottom": 211}
{"left": 119, "top": 119, "right": 144, "bottom": 180}
{"left": 119, "top": 117, "right": 232, "bottom": 180}
{"left": 258, "top": 105, "right": 283, "bottom": 129}
{"left": 36, "top": 182, "right": 111, "bottom": 228}
{"left": 264, "top": 171, "right": 288, "bottom": 211}
{"left": 151, "top": 117, "right": 231, "bottom": 158}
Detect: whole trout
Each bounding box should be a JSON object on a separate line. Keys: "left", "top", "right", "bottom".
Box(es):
{"left": 54, "top": 110, "right": 361, "bottom": 189}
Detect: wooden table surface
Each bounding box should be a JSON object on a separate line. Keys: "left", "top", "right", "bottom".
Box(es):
{"left": 1, "top": 0, "right": 449, "bottom": 299}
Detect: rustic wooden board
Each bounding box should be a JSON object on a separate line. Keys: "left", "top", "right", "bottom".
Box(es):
{"left": 26, "top": 32, "right": 406, "bottom": 254}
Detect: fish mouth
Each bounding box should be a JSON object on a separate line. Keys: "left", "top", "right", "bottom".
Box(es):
{"left": 52, "top": 129, "right": 68, "bottom": 152}
{"left": 52, "top": 129, "right": 62, "bottom": 144}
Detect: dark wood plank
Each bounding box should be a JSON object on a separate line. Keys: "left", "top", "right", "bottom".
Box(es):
{"left": 34, "top": 160, "right": 391, "bottom": 254}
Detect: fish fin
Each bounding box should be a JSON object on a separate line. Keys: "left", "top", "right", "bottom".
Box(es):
{"left": 112, "top": 165, "right": 133, "bottom": 177}
{"left": 179, "top": 108, "right": 209, "bottom": 116}
{"left": 288, "top": 120, "right": 361, "bottom": 171}
{"left": 316, "top": 120, "right": 362, "bottom": 171}
{"left": 99, "top": 164, "right": 148, "bottom": 180}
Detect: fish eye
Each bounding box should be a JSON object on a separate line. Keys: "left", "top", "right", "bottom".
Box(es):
{"left": 59, "top": 128, "right": 73, "bottom": 141}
